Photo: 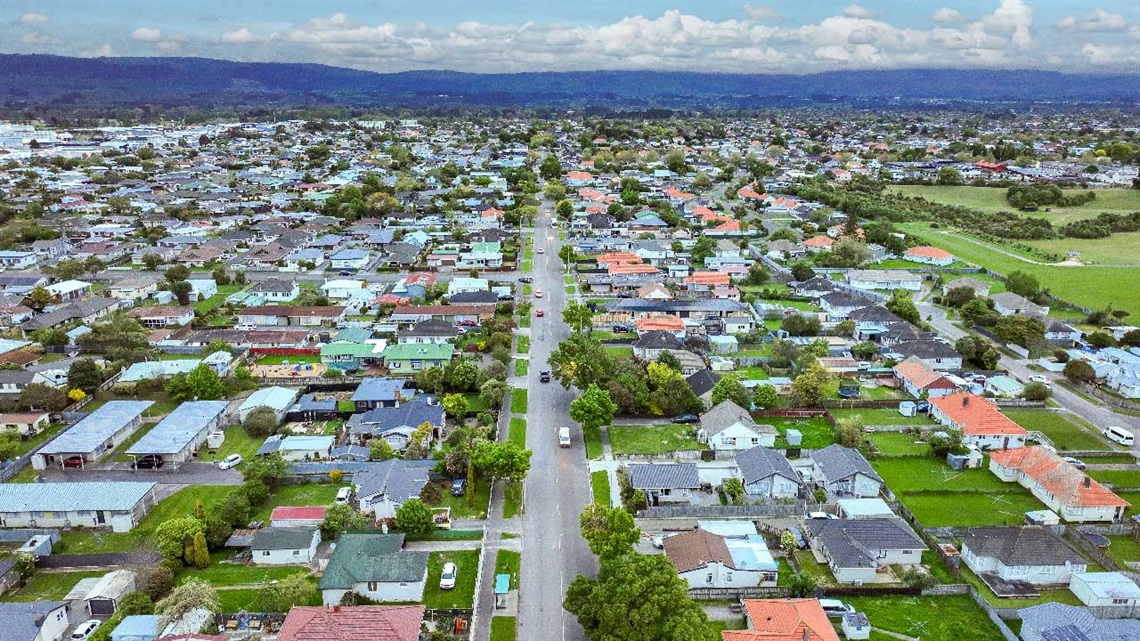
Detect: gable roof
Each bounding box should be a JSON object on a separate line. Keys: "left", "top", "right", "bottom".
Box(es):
{"left": 723, "top": 599, "right": 840, "bottom": 641}
{"left": 805, "top": 518, "right": 924, "bottom": 569}
{"left": 353, "top": 459, "right": 434, "bottom": 502}
{"left": 686, "top": 369, "right": 721, "bottom": 397}
{"left": 663, "top": 529, "right": 734, "bottom": 573}
{"left": 277, "top": 606, "right": 424, "bottom": 641}
{"left": 251, "top": 527, "right": 317, "bottom": 551}
{"left": 349, "top": 397, "right": 443, "bottom": 437}
{"left": 809, "top": 445, "right": 882, "bottom": 484}
{"left": 735, "top": 446, "right": 799, "bottom": 486}
{"left": 628, "top": 463, "right": 700, "bottom": 490}
{"left": 0, "top": 601, "right": 71, "bottom": 641}
{"left": 700, "top": 400, "right": 762, "bottom": 437}
{"left": 351, "top": 378, "right": 410, "bottom": 403}
{"left": 990, "top": 447, "right": 1129, "bottom": 508}
{"left": 960, "top": 526, "right": 1086, "bottom": 566}
{"left": 318, "top": 533, "right": 427, "bottom": 589}
{"left": 892, "top": 356, "right": 956, "bottom": 390}
{"left": 931, "top": 393, "right": 1028, "bottom": 436}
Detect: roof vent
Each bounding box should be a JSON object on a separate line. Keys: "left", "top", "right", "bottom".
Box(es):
{"left": 962, "top": 396, "right": 969, "bottom": 407}
{"left": 1084, "top": 476, "right": 1091, "bottom": 488}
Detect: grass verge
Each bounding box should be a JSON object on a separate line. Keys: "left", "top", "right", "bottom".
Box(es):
{"left": 590, "top": 470, "right": 611, "bottom": 506}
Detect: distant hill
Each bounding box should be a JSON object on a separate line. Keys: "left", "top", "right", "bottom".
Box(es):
{"left": 1, "top": 54, "right": 1137, "bottom": 109}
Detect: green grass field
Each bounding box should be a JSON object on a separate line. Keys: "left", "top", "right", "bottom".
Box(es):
{"left": 765, "top": 416, "right": 835, "bottom": 449}
{"left": 250, "top": 483, "right": 341, "bottom": 522}
{"left": 1021, "top": 232, "right": 1140, "bottom": 267}
{"left": 829, "top": 408, "right": 933, "bottom": 427}
{"left": 843, "top": 595, "right": 1006, "bottom": 641}
{"left": 899, "top": 222, "right": 1140, "bottom": 319}
{"left": 1087, "top": 468, "right": 1140, "bottom": 489}
{"left": 254, "top": 354, "right": 320, "bottom": 365}
{"left": 583, "top": 425, "right": 603, "bottom": 460}
{"left": 180, "top": 561, "right": 309, "bottom": 587}
{"left": 509, "top": 418, "right": 527, "bottom": 446}
{"left": 4, "top": 570, "right": 105, "bottom": 602}
{"left": 889, "top": 185, "right": 1140, "bottom": 224}
{"left": 591, "top": 470, "right": 611, "bottom": 506}
{"left": 490, "top": 617, "right": 517, "bottom": 641}
{"left": 1001, "top": 410, "right": 1108, "bottom": 451}
{"left": 1103, "top": 535, "right": 1140, "bottom": 569}
{"left": 517, "top": 336, "right": 530, "bottom": 354}
{"left": 867, "top": 431, "right": 930, "bottom": 456}
{"left": 424, "top": 550, "right": 480, "bottom": 609}
{"left": 438, "top": 476, "right": 492, "bottom": 520}
{"left": 495, "top": 550, "right": 521, "bottom": 590}
{"left": 607, "top": 424, "right": 705, "bottom": 455}
{"left": 514, "top": 359, "right": 528, "bottom": 377}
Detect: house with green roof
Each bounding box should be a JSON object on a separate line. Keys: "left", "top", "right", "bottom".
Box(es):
{"left": 382, "top": 343, "right": 454, "bottom": 375}
{"left": 318, "top": 533, "right": 428, "bottom": 605}
{"left": 320, "top": 341, "right": 381, "bottom": 372}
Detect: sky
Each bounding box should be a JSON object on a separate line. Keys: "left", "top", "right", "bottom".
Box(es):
{"left": 2, "top": 1, "right": 1138, "bottom": 74}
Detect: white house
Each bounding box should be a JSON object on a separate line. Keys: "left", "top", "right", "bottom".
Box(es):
{"left": 257, "top": 435, "right": 333, "bottom": 462}
{"left": 989, "top": 447, "right": 1130, "bottom": 523}
{"left": 734, "top": 446, "right": 801, "bottom": 500}
{"left": 806, "top": 518, "right": 926, "bottom": 584}
{"left": 960, "top": 526, "right": 1087, "bottom": 587}
{"left": 329, "top": 249, "right": 370, "bottom": 271}
{"left": 354, "top": 459, "right": 433, "bottom": 520}
{"left": 663, "top": 529, "right": 778, "bottom": 589}
{"left": 1070, "top": 572, "right": 1140, "bottom": 619}
{"left": 320, "top": 279, "right": 366, "bottom": 300}
{"left": 187, "top": 279, "right": 218, "bottom": 301}
{"left": 0, "top": 250, "right": 38, "bottom": 269}
{"left": 809, "top": 445, "right": 884, "bottom": 498}
{"left": 318, "top": 533, "right": 428, "bottom": 605}
{"left": 902, "top": 246, "right": 954, "bottom": 266}
{"left": 0, "top": 482, "right": 157, "bottom": 532}
{"left": 0, "top": 601, "right": 72, "bottom": 641}
{"left": 697, "top": 400, "right": 777, "bottom": 451}
{"left": 846, "top": 270, "right": 922, "bottom": 291}
{"left": 250, "top": 527, "right": 321, "bottom": 566}
{"left": 930, "top": 393, "right": 1028, "bottom": 451}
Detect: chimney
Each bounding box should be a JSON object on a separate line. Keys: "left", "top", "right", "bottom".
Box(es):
{"left": 332, "top": 605, "right": 341, "bottom": 613}
{"left": 1084, "top": 477, "right": 1091, "bottom": 488}
{"left": 962, "top": 396, "right": 969, "bottom": 407}
{"left": 802, "top": 628, "right": 810, "bottom": 641}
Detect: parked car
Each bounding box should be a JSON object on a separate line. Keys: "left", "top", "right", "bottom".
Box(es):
{"left": 218, "top": 454, "right": 243, "bottom": 470}
{"left": 1062, "top": 456, "right": 1087, "bottom": 470}
{"left": 131, "top": 455, "right": 163, "bottom": 470}
{"left": 451, "top": 478, "right": 467, "bottom": 496}
{"left": 807, "top": 511, "right": 838, "bottom": 520}
{"left": 338, "top": 270, "right": 352, "bottom": 276}
{"left": 559, "top": 427, "right": 571, "bottom": 448}
{"left": 63, "top": 456, "right": 84, "bottom": 469}
{"left": 439, "top": 562, "right": 457, "bottom": 590}
{"left": 915, "top": 401, "right": 931, "bottom": 414}
{"left": 518, "top": 276, "right": 533, "bottom": 283}
{"left": 335, "top": 487, "right": 353, "bottom": 503}
{"left": 1029, "top": 374, "right": 1049, "bottom": 384}
{"left": 671, "top": 414, "right": 699, "bottom": 424}
{"left": 540, "top": 370, "right": 551, "bottom": 383}
{"left": 71, "top": 621, "right": 101, "bottom": 641}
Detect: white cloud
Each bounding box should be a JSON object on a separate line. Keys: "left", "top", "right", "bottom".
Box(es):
{"left": 743, "top": 4, "right": 782, "bottom": 21}
{"left": 19, "top": 13, "right": 49, "bottom": 25}
{"left": 20, "top": 32, "right": 59, "bottom": 45}
{"left": 842, "top": 4, "right": 883, "bottom": 19}
{"left": 222, "top": 28, "right": 264, "bottom": 44}
{"left": 131, "top": 27, "right": 162, "bottom": 42}
{"left": 156, "top": 41, "right": 181, "bottom": 53}
{"left": 1056, "top": 9, "right": 1128, "bottom": 32}
{"left": 79, "top": 44, "right": 114, "bottom": 58}
{"left": 981, "top": 0, "right": 1033, "bottom": 49}
{"left": 932, "top": 8, "right": 968, "bottom": 24}
{"left": 1081, "top": 42, "right": 1122, "bottom": 64}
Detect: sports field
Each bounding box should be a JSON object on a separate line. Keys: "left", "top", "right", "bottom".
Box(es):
{"left": 889, "top": 185, "right": 1140, "bottom": 225}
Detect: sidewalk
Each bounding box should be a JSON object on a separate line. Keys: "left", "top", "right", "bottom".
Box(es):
{"left": 584, "top": 426, "right": 623, "bottom": 508}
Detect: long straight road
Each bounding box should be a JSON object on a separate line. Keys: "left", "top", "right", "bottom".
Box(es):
{"left": 516, "top": 205, "right": 596, "bottom": 641}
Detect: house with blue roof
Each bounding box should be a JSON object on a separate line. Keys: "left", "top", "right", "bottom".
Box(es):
{"left": 125, "top": 400, "right": 228, "bottom": 467}
{"left": 238, "top": 386, "right": 300, "bottom": 423}
{"left": 0, "top": 481, "right": 157, "bottom": 531}
{"left": 351, "top": 378, "right": 413, "bottom": 412}
{"left": 34, "top": 400, "right": 153, "bottom": 470}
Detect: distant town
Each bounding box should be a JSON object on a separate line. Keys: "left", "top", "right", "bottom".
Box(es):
{"left": 0, "top": 112, "right": 1138, "bottom": 641}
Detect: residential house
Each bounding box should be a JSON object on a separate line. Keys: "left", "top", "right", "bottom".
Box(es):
{"left": 930, "top": 393, "right": 1028, "bottom": 450}
{"left": 236, "top": 306, "right": 345, "bottom": 327}
{"left": 107, "top": 275, "right": 161, "bottom": 302}
{"left": 0, "top": 482, "right": 156, "bottom": 531}
{"left": 892, "top": 356, "right": 960, "bottom": 399}
{"left": 84, "top": 569, "right": 136, "bottom": 617}
{"left": 685, "top": 370, "right": 721, "bottom": 406}
{"left": 270, "top": 506, "right": 329, "bottom": 529}
{"left": 884, "top": 340, "right": 963, "bottom": 371}
{"left": 1018, "top": 603, "right": 1140, "bottom": 641}
{"left": 321, "top": 279, "right": 366, "bottom": 300}
{"left": 20, "top": 298, "right": 118, "bottom": 333}
{"left": 329, "top": 249, "right": 370, "bottom": 271}
{"left": 45, "top": 279, "right": 91, "bottom": 303}
{"left": 348, "top": 396, "right": 443, "bottom": 449}
{"left": 249, "top": 279, "right": 300, "bottom": 301}
{"left": 989, "top": 447, "right": 1129, "bottom": 523}
{"left": 846, "top": 270, "right": 922, "bottom": 292}
{"left": 794, "top": 276, "right": 836, "bottom": 299}
{"left": 1044, "top": 320, "right": 1082, "bottom": 347}
{"left": 127, "top": 306, "right": 195, "bottom": 328}
{"left": 809, "top": 445, "right": 884, "bottom": 498}
{"left": 276, "top": 606, "right": 424, "bottom": 641}
{"left": 698, "top": 400, "right": 777, "bottom": 451}
{"left": 382, "top": 343, "right": 454, "bottom": 375}
{"left": 960, "top": 526, "right": 1087, "bottom": 587}
{"left": 734, "top": 446, "right": 801, "bottom": 500}
{"left": 257, "top": 435, "right": 334, "bottom": 462}
{"left": 628, "top": 463, "right": 701, "bottom": 506}
{"left": 991, "top": 292, "right": 1049, "bottom": 318}
{"left": 187, "top": 278, "right": 218, "bottom": 302}
{"left": 726, "top": 599, "right": 840, "bottom": 641}
{"left": 902, "top": 246, "right": 954, "bottom": 266}
{"left": 396, "top": 318, "right": 458, "bottom": 345}
{"left": 983, "top": 375, "right": 1025, "bottom": 398}
{"left": 318, "top": 533, "right": 428, "bottom": 605}
{"left": 818, "top": 292, "right": 870, "bottom": 321}
{"left": 0, "top": 411, "right": 49, "bottom": 436}
{"left": 125, "top": 400, "right": 228, "bottom": 468}
{"left": 0, "top": 370, "right": 50, "bottom": 396}
{"left": 351, "top": 378, "right": 412, "bottom": 412}
{"left": 805, "top": 518, "right": 925, "bottom": 584}
{"left": 250, "top": 527, "right": 321, "bottom": 565}
{"left": 237, "top": 386, "right": 300, "bottom": 423}
{"left": 1069, "top": 572, "right": 1140, "bottom": 619}
{"left": 354, "top": 459, "right": 434, "bottom": 520}
{"left": 663, "top": 529, "right": 778, "bottom": 589}
{"left": 630, "top": 331, "right": 684, "bottom": 360}
{"left": 0, "top": 601, "right": 72, "bottom": 641}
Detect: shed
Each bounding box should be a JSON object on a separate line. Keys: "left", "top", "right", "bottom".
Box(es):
{"left": 15, "top": 534, "right": 53, "bottom": 556}
{"left": 494, "top": 573, "right": 510, "bottom": 609}
{"left": 86, "top": 569, "right": 137, "bottom": 617}
{"left": 842, "top": 611, "right": 871, "bottom": 640}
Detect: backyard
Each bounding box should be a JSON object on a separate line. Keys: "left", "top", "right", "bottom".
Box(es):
{"left": 607, "top": 423, "right": 705, "bottom": 455}
{"left": 250, "top": 483, "right": 342, "bottom": 522}
{"left": 829, "top": 408, "right": 933, "bottom": 427}
{"left": 4, "top": 570, "right": 106, "bottom": 602}
{"left": 423, "top": 549, "right": 480, "bottom": 609}
{"left": 843, "top": 595, "right": 1006, "bottom": 641}
{"left": 765, "top": 416, "right": 835, "bottom": 449}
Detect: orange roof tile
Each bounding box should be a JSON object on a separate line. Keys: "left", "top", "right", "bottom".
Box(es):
{"left": 904, "top": 246, "right": 954, "bottom": 260}
{"left": 277, "top": 606, "right": 423, "bottom": 641}
{"left": 931, "top": 393, "right": 1028, "bottom": 436}
{"left": 663, "top": 529, "right": 735, "bottom": 573}
{"left": 801, "top": 236, "right": 833, "bottom": 248}
{"left": 991, "top": 447, "right": 1129, "bottom": 508}
{"left": 609, "top": 263, "right": 661, "bottom": 275}
{"left": 687, "top": 272, "right": 731, "bottom": 286}
{"left": 636, "top": 315, "right": 685, "bottom": 331}
{"left": 893, "top": 357, "right": 957, "bottom": 390}
{"left": 723, "top": 599, "right": 840, "bottom": 641}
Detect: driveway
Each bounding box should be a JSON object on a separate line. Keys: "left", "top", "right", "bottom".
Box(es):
{"left": 36, "top": 461, "right": 245, "bottom": 485}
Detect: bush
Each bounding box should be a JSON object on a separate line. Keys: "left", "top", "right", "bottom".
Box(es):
{"left": 140, "top": 565, "right": 176, "bottom": 602}
{"left": 1022, "top": 381, "right": 1052, "bottom": 402}
{"left": 420, "top": 481, "right": 443, "bottom": 505}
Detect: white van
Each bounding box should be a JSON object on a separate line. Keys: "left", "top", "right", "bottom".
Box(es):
{"left": 819, "top": 599, "right": 855, "bottom": 618}
{"left": 1103, "top": 426, "right": 1135, "bottom": 446}
{"left": 558, "top": 427, "right": 571, "bottom": 448}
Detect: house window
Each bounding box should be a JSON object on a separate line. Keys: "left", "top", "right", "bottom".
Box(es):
{"left": 725, "top": 573, "right": 733, "bottom": 583}
{"left": 367, "top": 582, "right": 378, "bottom": 591}
{"left": 751, "top": 438, "right": 759, "bottom": 445}
{"left": 1112, "top": 598, "right": 1129, "bottom": 605}
{"left": 293, "top": 550, "right": 301, "bottom": 555}
{"left": 706, "top": 573, "right": 713, "bottom": 584}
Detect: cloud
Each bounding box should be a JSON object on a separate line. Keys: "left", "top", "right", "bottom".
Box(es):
{"left": 222, "top": 28, "right": 265, "bottom": 44}
{"left": 743, "top": 4, "right": 782, "bottom": 21}
{"left": 1081, "top": 42, "right": 1124, "bottom": 64}
{"left": 932, "top": 8, "right": 968, "bottom": 24}
{"left": 842, "top": 4, "right": 883, "bottom": 19}
{"left": 1056, "top": 9, "right": 1128, "bottom": 32}
{"left": 20, "top": 32, "right": 59, "bottom": 45}
{"left": 156, "top": 41, "right": 182, "bottom": 53}
{"left": 981, "top": 0, "right": 1033, "bottom": 49}
{"left": 79, "top": 44, "right": 114, "bottom": 58}
{"left": 131, "top": 27, "right": 162, "bottom": 42}
{"left": 19, "top": 13, "right": 49, "bottom": 25}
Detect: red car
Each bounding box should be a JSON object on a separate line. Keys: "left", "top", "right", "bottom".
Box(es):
{"left": 536, "top": 309, "right": 545, "bottom": 317}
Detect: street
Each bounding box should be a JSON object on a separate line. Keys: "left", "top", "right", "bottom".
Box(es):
{"left": 516, "top": 205, "right": 596, "bottom": 641}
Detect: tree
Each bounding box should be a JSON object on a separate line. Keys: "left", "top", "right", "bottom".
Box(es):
{"left": 166, "top": 364, "right": 225, "bottom": 402}
{"left": 186, "top": 531, "right": 210, "bottom": 569}
{"left": 785, "top": 572, "right": 819, "bottom": 598}
{"left": 781, "top": 314, "right": 821, "bottom": 336}
{"left": 944, "top": 286, "right": 976, "bottom": 307}
{"left": 472, "top": 440, "right": 532, "bottom": 482}
{"left": 165, "top": 264, "right": 192, "bottom": 282}
{"left": 649, "top": 374, "right": 702, "bottom": 417}
{"left": 1006, "top": 271, "right": 1041, "bottom": 298}
{"left": 154, "top": 516, "right": 205, "bottom": 562}
{"left": 19, "top": 383, "right": 69, "bottom": 412}
{"left": 242, "top": 406, "right": 278, "bottom": 438}
{"left": 993, "top": 316, "right": 1045, "bottom": 347}
{"left": 790, "top": 261, "right": 816, "bottom": 281}
{"left": 76, "top": 312, "right": 153, "bottom": 363}
{"left": 1064, "top": 359, "right": 1096, "bottom": 383}
{"left": 1086, "top": 331, "right": 1116, "bottom": 349}
{"left": 83, "top": 255, "right": 104, "bottom": 277}
{"left": 253, "top": 573, "right": 318, "bottom": 613}
{"left": 211, "top": 266, "right": 231, "bottom": 285}
{"left": 549, "top": 333, "right": 614, "bottom": 390}
{"left": 442, "top": 393, "right": 469, "bottom": 420}
{"left": 690, "top": 235, "right": 716, "bottom": 266}
{"left": 369, "top": 439, "right": 397, "bottom": 461}
{"left": 723, "top": 477, "right": 745, "bottom": 505}
{"left": 67, "top": 358, "right": 102, "bottom": 395}
{"left": 139, "top": 565, "right": 176, "bottom": 602}
{"left": 479, "top": 379, "right": 510, "bottom": 409}
{"left": 155, "top": 578, "right": 221, "bottom": 619}
{"left": 579, "top": 503, "right": 641, "bottom": 559}
{"left": 25, "top": 284, "right": 55, "bottom": 311}
{"left": 447, "top": 360, "right": 480, "bottom": 392}
{"left": 48, "top": 259, "right": 87, "bottom": 281}
{"left": 791, "top": 361, "right": 832, "bottom": 408}
{"left": 740, "top": 263, "right": 770, "bottom": 287}
{"left": 31, "top": 328, "right": 68, "bottom": 347}
{"left": 885, "top": 289, "right": 921, "bottom": 325}
{"left": 563, "top": 301, "right": 595, "bottom": 333}
{"left": 416, "top": 367, "right": 447, "bottom": 395}
{"left": 959, "top": 298, "right": 997, "bottom": 327}
{"left": 1120, "top": 329, "right": 1140, "bottom": 347}
{"left": 928, "top": 431, "right": 967, "bottom": 458}
{"left": 937, "top": 167, "right": 963, "bottom": 185}
{"left": 569, "top": 384, "right": 617, "bottom": 431}
{"left": 67, "top": 389, "right": 86, "bottom": 403}
{"left": 851, "top": 341, "right": 878, "bottom": 360}
{"left": 752, "top": 384, "right": 780, "bottom": 409}
{"left": 1022, "top": 381, "right": 1052, "bottom": 401}
{"left": 212, "top": 490, "right": 251, "bottom": 529}
{"left": 321, "top": 503, "right": 370, "bottom": 540}
{"left": 710, "top": 376, "right": 751, "bottom": 409}
{"left": 241, "top": 454, "right": 290, "bottom": 488}
{"left": 564, "top": 554, "right": 714, "bottom": 641}
{"left": 556, "top": 199, "right": 573, "bottom": 220}
{"left": 395, "top": 498, "right": 434, "bottom": 534}
{"left": 403, "top": 422, "right": 434, "bottom": 459}
{"left": 0, "top": 431, "right": 22, "bottom": 460}
{"left": 834, "top": 416, "right": 863, "bottom": 448}
{"left": 540, "top": 154, "right": 563, "bottom": 181}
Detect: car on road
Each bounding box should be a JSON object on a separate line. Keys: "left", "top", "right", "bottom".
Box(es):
{"left": 559, "top": 427, "right": 571, "bottom": 447}
{"left": 537, "top": 248, "right": 545, "bottom": 254}
{"left": 71, "top": 620, "right": 101, "bottom": 641}
{"left": 218, "top": 454, "right": 243, "bottom": 470}
{"left": 451, "top": 478, "right": 467, "bottom": 496}
{"left": 131, "top": 454, "right": 163, "bottom": 470}
{"left": 338, "top": 270, "right": 352, "bottom": 276}
{"left": 540, "top": 370, "right": 551, "bottom": 383}
{"left": 335, "top": 487, "right": 353, "bottom": 503}
{"left": 439, "top": 562, "right": 457, "bottom": 590}
{"left": 670, "top": 414, "right": 699, "bottom": 424}
{"left": 536, "top": 309, "right": 544, "bottom": 317}
{"left": 1062, "top": 456, "right": 1087, "bottom": 470}
{"left": 1028, "top": 374, "right": 1051, "bottom": 386}
{"left": 534, "top": 289, "right": 543, "bottom": 298}
{"left": 518, "top": 276, "right": 533, "bottom": 283}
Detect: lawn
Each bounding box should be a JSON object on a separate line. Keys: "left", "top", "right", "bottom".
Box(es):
{"left": 873, "top": 458, "right": 1018, "bottom": 493}
{"left": 604, "top": 346, "right": 634, "bottom": 359}
{"left": 583, "top": 424, "right": 603, "bottom": 460}
{"left": 503, "top": 480, "right": 523, "bottom": 519}
{"left": 1001, "top": 410, "right": 1108, "bottom": 451}
{"left": 829, "top": 408, "right": 933, "bottom": 427}
{"left": 439, "top": 475, "right": 492, "bottom": 520}
{"left": 255, "top": 354, "right": 320, "bottom": 366}
{"left": 58, "top": 485, "right": 236, "bottom": 554}
{"left": 1103, "top": 535, "right": 1140, "bottom": 569}
{"left": 195, "top": 284, "right": 245, "bottom": 314}
{"left": 765, "top": 416, "right": 835, "bottom": 449}
{"left": 463, "top": 393, "right": 489, "bottom": 415}
{"left": 1088, "top": 468, "right": 1140, "bottom": 489}
{"left": 508, "top": 418, "right": 526, "bottom": 447}
{"left": 867, "top": 431, "right": 930, "bottom": 457}
{"left": 590, "top": 470, "right": 611, "bottom": 506}
{"left": 511, "top": 388, "right": 528, "bottom": 414}
{"left": 843, "top": 595, "right": 1005, "bottom": 641}
{"left": 490, "top": 617, "right": 517, "bottom": 641}
{"left": 9, "top": 422, "right": 66, "bottom": 458}
{"left": 793, "top": 550, "right": 836, "bottom": 586}
{"left": 607, "top": 423, "right": 705, "bottom": 455}
{"left": 202, "top": 425, "right": 263, "bottom": 466}
{"left": 1023, "top": 233, "right": 1140, "bottom": 267}
{"left": 517, "top": 336, "right": 530, "bottom": 354}
{"left": 404, "top": 530, "right": 484, "bottom": 542}
{"left": 495, "top": 550, "right": 521, "bottom": 590}
{"left": 423, "top": 550, "right": 481, "bottom": 609}
{"left": 899, "top": 222, "right": 1140, "bottom": 319}
{"left": 514, "top": 359, "right": 528, "bottom": 377}
{"left": 5, "top": 570, "right": 105, "bottom": 602}
{"left": 250, "top": 483, "right": 341, "bottom": 522}
{"left": 888, "top": 185, "right": 1140, "bottom": 223}
{"left": 180, "top": 561, "right": 310, "bottom": 587}
{"left": 738, "top": 366, "right": 769, "bottom": 380}
{"left": 1120, "top": 492, "right": 1140, "bottom": 518}
{"left": 215, "top": 577, "right": 323, "bottom": 613}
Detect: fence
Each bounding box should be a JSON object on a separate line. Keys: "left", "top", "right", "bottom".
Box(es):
{"left": 688, "top": 586, "right": 787, "bottom": 601}
{"left": 967, "top": 585, "right": 1022, "bottom": 639}
{"left": 1073, "top": 383, "right": 1140, "bottom": 412}
{"left": 636, "top": 503, "right": 804, "bottom": 519}
{"left": 1064, "top": 527, "right": 1121, "bottom": 572}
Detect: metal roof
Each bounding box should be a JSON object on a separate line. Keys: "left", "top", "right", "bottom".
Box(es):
{"left": 39, "top": 401, "right": 153, "bottom": 455}
{"left": 0, "top": 482, "right": 155, "bottom": 513}
{"left": 239, "top": 386, "right": 299, "bottom": 412}
{"left": 126, "top": 401, "right": 228, "bottom": 456}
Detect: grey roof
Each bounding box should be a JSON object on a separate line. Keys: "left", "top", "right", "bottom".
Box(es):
{"left": 629, "top": 463, "right": 701, "bottom": 490}
{"left": 734, "top": 446, "right": 799, "bottom": 486}
{"left": 806, "top": 518, "right": 924, "bottom": 569}
{"left": 250, "top": 278, "right": 297, "bottom": 294}
{"left": 349, "top": 396, "right": 443, "bottom": 438}
{"left": 351, "top": 377, "right": 410, "bottom": 403}
{"left": 847, "top": 305, "right": 903, "bottom": 323}
{"left": 250, "top": 526, "right": 317, "bottom": 551}
{"left": 889, "top": 340, "right": 958, "bottom": 360}
{"left": 354, "top": 458, "right": 434, "bottom": 502}
{"left": 318, "top": 533, "right": 428, "bottom": 588}
{"left": 0, "top": 482, "right": 155, "bottom": 513}
{"left": 686, "top": 369, "right": 721, "bottom": 397}
{"left": 39, "top": 400, "right": 153, "bottom": 455}
{"left": 0, "top": 370, "right": 34, "bottom": 384}
{"left": 21, "top": 298, "right": 117, "bottom": 330}
{"left": 700, "top": 400, "right": 775, "bottom": 437}
{"left": 397, "top": 318, "right": 458, "bottom": 338}
{"left": 821, "top": 292, "right": 872, "bottom": 308}
{"left": 290, "top": 393, "right": 338, "bottom": 413}
{"left": 448, "top": 291, "right": 499, "bottom": 304}
{"left": 0, "top": 601, "right": 70, "bottom": 641}
{"left": 810, "top": 444, "right": 883, "bottom": 485}
{"left": 126, "top": 400, "right": 227, "bottom": 455}
{"left": 631, "top": 331, "right": 683, "bottom": 351}
{"left": 605, "top": 299, "right": 749, "bottom": 314}
{"left": 1019, "top": 603, "right": 1140, "bottom": 641}
{"left": 960, "top": 527, "right": 1085, "bottom": 567}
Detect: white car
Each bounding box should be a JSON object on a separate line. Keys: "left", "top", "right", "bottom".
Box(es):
{"left": 335, "top": 487, "right": 353, "bottom": 504}
{"left": 71, "top": 620, "right": 102, "bottom": 641}
{"left": 218, "top": 453, "right": 243, "bottom": 470}
{"left": 439, "top": 562, "right": 457, "bottom": 590}
{"left": 534, "top": 289, "right": 543, "bottom": 298}
{"left": 807, "top": 511, "right": 838, "bottom": 520}
{"left": 537, "top": 248, "right": 545, "bottom": 254}
{"left": 1028, "top": 375, "right": 1050, "bottom": 385}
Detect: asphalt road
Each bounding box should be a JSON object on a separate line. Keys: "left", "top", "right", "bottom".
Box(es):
{"left": 516, "top": 204, "right": 596, "bottom": 641}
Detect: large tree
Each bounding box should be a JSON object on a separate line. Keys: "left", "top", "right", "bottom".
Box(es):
{"left": 569, "top": 384, "right": 618, "bottom": 432}
{"left": 791, "top": 361, "right": 832, "bottom": 408}
{"left": 76, "top": 312, "right": 154, "bottom": 363}
{"left": 395, "top": 498, "right": 435, "bottom": 534}
{"left": 472, "top": 440, "right": 532, "bottom": 482}
{"left": 155, "top": 579, "right": 221, "bottom": 619}
{"left": 67, "top": 358, "right": 103, "bottom": 395}
{"left": 579, "top": 503, "right": 640, "bottom": 560}
{"left": 563, "top": 301, "right": 595, "bottom": 334}
{"left": 321, "top": 503, "right": 370, "bottom": 540}
{"left": 710, "top": 375, "right": 751, "bottom": 409}
{"left": 564, "top": 554, "right": 715, "bottom": 641}
{"left": 166, "top": 364, "right": 225, "bottom": 402}
{"left": 549, "top": 333, "right": 614, "bottom": 390}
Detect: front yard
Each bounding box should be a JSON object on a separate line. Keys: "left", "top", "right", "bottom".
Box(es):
{"left": 1001, "top": 409, "right": 1108, "bottom": 451}
{"left": 607, "top": 424, "right": 705, "bottom": 455}
{"left": 843, "top": 595, "right": 1005, "bottom": 641}
{"left": 438, "top": 475, "right": 492, "bottom": 520}
{"left": 423, "top": 549, "right": 480, "bottom": 609}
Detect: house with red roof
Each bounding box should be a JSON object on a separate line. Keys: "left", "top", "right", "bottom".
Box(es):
{"left": 270, "top": 506, "right": 329, "bottom": 528}
{"left": 990, "top": 447, "right": 1130, "bottom": 522}
{"left": 723, "top": 599, "right": 840, "bottom": 641}
{"left": 902, "top": 246, "right": 954, "bottom": 267}
{"left": 930, "top": 393, "right": 1028, "bottom": 450}
{"left": 800, "top": 236, "right": 834, "bottom": 253}
{"left": 892, "top": 356, "right": 960, "bottom": 399}
{"left": 276, "top": 606, "right": 423, "bottom": 641}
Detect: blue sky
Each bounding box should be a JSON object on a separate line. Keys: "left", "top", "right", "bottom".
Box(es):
{"left": 3, "top": 1, "right": 1138, "bottom": 73}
